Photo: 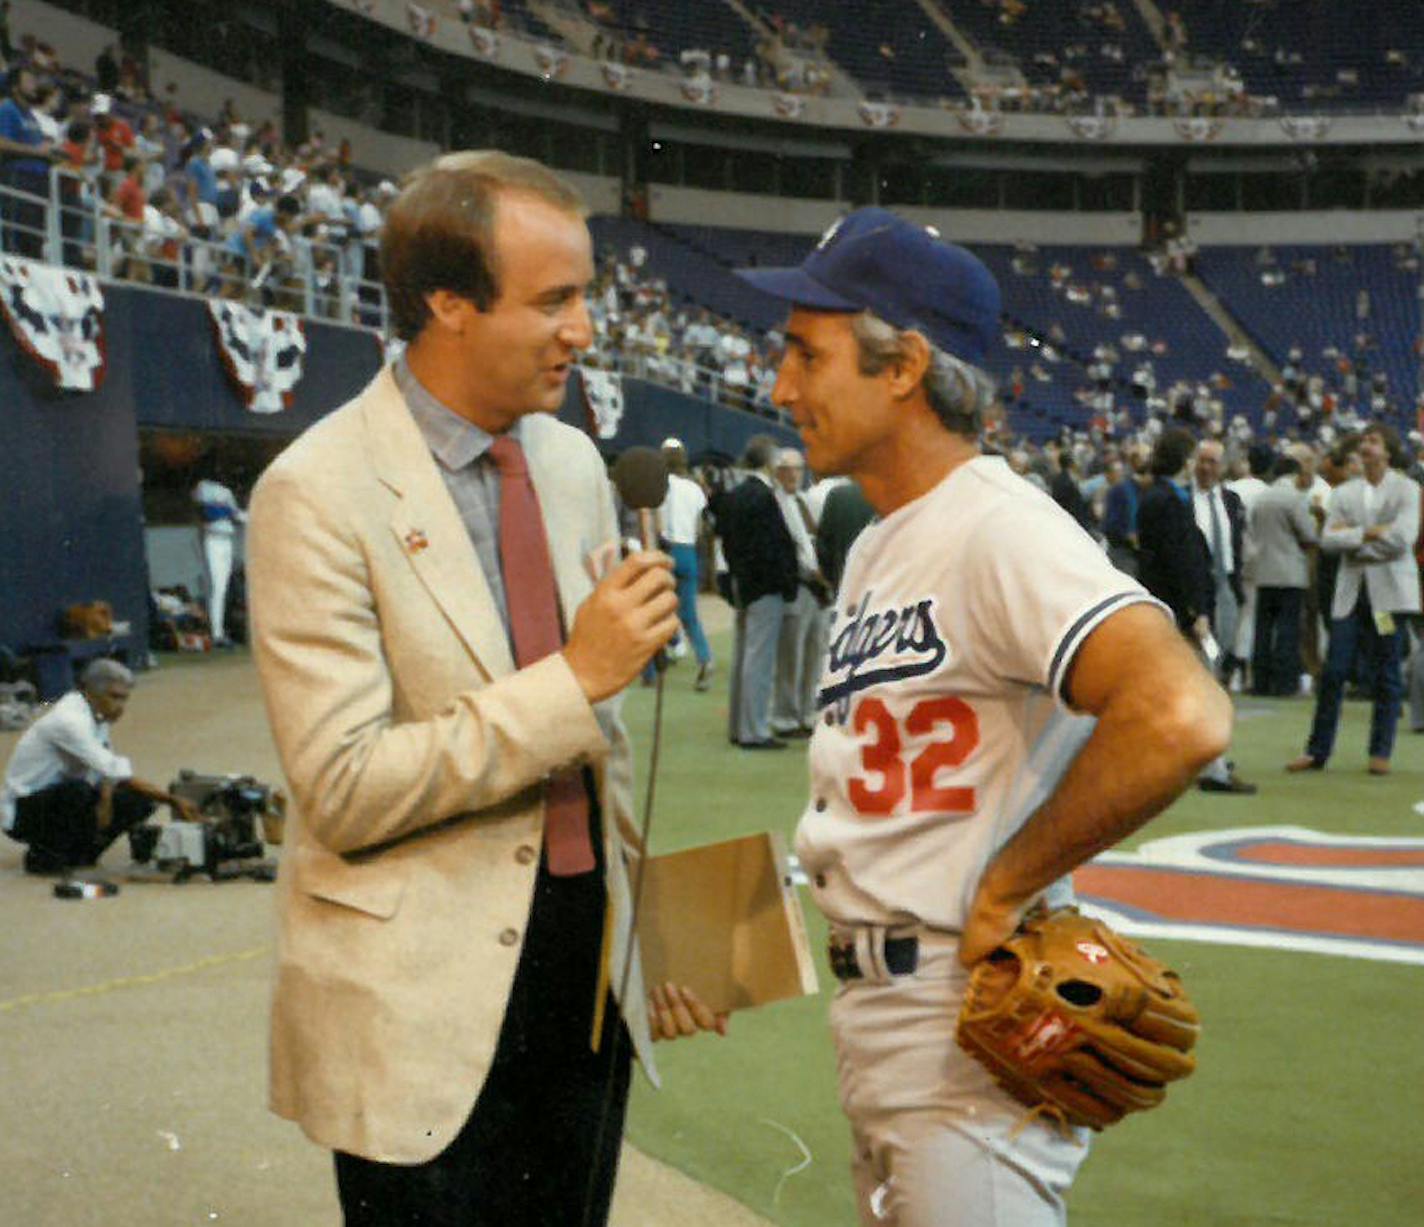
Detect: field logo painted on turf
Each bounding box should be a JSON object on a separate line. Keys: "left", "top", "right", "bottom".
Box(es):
{"left": 1074, "top": 826, "right": 1424, "bottom": 965}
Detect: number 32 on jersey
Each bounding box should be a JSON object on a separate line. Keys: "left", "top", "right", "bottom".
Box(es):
{"left": 847, "top": 695, "right": 980, "bottom": 818}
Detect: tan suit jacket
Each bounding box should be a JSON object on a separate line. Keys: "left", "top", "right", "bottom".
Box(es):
{"left": 247, "top": 367, "right": 655, "bottom": 1164}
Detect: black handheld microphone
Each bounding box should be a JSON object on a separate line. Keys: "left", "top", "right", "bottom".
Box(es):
{"left": 610, "top": 445, "right": 670, "bottom": 551}
{"left": 610, "top": 446, "right": 672, "bottom": 672}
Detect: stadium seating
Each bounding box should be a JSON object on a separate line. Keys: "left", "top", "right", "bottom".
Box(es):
{"left": 1167, "top": 0, "right": 1424, "bottom": 110}
{"left": 500, "top": 0, "right": 568, "bottom": 45}
{"left": 1196, "top": 243, "right": 1421, "bottom": 412}
{"left": 587, "top": 216, "right": 786, "bottom": 331}
{"left": 593, "top": 0, "right": 755, "bottom": 68}
{"left": 943, "top": 0, "right": 1158, "bottom": 106}
{"left": 755, "top": 0, "right": 966, "bottom": 100}
{"left": 654, "top": 220, "right": 1271, "bottom": 437}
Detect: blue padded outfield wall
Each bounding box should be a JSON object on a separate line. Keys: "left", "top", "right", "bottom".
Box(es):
{"left": 0, "top": 282, "right": 794, "bottom": 652}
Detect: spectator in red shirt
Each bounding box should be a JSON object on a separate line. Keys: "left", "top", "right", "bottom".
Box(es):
{"left": 110, "top": 155, "right": 145, "bottom": 221}
{"left": 106, "top": 155, "right": 147, "bottom": 281}
{"left": 92, "top": 94, "right": 134, "bottom": 178}
{"left": 59, "top": 119, "right": 94, "bottom": 173}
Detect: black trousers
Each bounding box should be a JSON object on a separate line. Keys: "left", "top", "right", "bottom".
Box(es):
{"left": 334, "top": 782, "right": 632, "bottom": 1227}
{"left": 1252, "top": 586, "right": 1304, "bottom": 697}
{"left": 10, "top": 778, "right": 155, "bottom": 871}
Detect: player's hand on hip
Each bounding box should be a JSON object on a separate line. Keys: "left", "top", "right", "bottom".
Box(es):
{"left": 649, "top": 981, "right": 729, "bottom": 1041}
{"left": 563, "top": 551, "right": 678, "bottom": 703}
{"left": 958, "top": 890, "right": 1030, "bottom": 968}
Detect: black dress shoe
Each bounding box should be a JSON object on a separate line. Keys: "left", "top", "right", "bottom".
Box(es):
{"left": 737, "top": 738, "right": 787, "bottom": 751}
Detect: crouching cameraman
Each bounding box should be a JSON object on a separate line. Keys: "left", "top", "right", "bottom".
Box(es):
{"left": 1, "top": 659, "right": 201, "bottom": 875}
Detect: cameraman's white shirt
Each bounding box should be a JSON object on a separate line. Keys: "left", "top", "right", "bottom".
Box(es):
{"left": 1, "top": 692, "right": 133, "bottom": 829}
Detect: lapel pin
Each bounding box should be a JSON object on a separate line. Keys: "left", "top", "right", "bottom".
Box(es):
{"left": 404, "top": 528, "right": 429, "bottom": 555}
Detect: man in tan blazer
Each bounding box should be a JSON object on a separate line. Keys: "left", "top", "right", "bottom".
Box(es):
{"left": 1288, "top": 422, "right": 1422, "bottom": 776}
{"left": 247, "top": 152, "right": 718, "bottom": 1226}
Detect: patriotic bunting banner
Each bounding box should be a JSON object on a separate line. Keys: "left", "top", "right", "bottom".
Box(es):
{"left": 956, "top": 106, "right": 1003, "bottom": 136}
{"left": 1067, "top": 114, "right": 1117, "bottom": 140}
{"left": 602, "top": 62, "right": 635, "bottom": 91}
{"left": 681, "top": 77, "right": 718, "bottom": 105}
{"left": 469, "top": 26, "right": 500, "bottom": 57}
{"left": 772, "top": 92, "right": 806, "bottom": 120}
{"left": 208, "top": 300, "right": 307, "bottom": 414}
{"left": 0, "top": 258, "right": 106, "bottom": 391}
{"left": 858, "top": 100, "right": 901, "bottom": 128}
{"left": 406, "top": 2, "right": 436, "bottom": 39}
{"left": 1279, "top": 115, "right": 1332, "bottom": 141}
{"left": 579, "top": 368, "right": 624, "bottom": 439}
{"left": 535, "top": 45, "right": 569, "bottom": 79}
{"left": 1174, "top": 116, "right": 1223, "bottom": 142}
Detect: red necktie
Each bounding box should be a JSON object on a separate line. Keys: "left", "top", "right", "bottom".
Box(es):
{"left": 487, "top": 435, "right": 595, "bottom": 876}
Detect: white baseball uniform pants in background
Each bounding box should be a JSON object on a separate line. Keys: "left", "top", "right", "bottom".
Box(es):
{"left": 830, "top": 928, "right": 1089, "bottom": 1227}
{"left": 203, "top": 532, "right": 234, "bottom": 642}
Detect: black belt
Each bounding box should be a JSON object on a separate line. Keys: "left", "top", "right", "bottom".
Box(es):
{"left": 828, "top": 934, "right": 919, "bottom": 981}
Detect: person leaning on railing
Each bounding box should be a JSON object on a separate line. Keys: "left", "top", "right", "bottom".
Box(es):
{"left": 102, "top": 153, "right": 148, "bottom": 282}
{"left": 0, "top": 65, "right": 64, "bottom": 258}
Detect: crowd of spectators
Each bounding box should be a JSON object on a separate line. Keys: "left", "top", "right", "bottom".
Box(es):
{"left": 576, "top": 2, "right": 835, "bottom": 96}
{"left": 0, "top": 32, "right": 394, "bottom": 320}
{"left": 582, "top": 241, "right": 784, "bottom": 417}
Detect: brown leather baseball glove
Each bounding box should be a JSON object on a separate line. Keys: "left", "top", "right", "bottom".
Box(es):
{"left": 957, "top": 906, "right": 1200, "bottom": 1131}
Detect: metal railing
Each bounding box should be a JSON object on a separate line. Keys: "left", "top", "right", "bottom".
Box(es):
{"left": 0, "top": 164, "right": 792, "bottom": 421}
{"left": 586, "top": 348, "right": 791, "bottom": 424}
{"left": 0, "top": 165, "right": 389, "bottom": 331}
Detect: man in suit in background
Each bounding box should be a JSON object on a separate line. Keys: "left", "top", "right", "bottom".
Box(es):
{"left": 1101, "top": 453, "right": 1141, "bottom": 577}
{"left": 248, "top": 151, "right": 717, "bottom": 1227}
{"left": 1249, "top": 456, "right": 1318, "bottom": 697}
{"left": 1288, "top": 422, "right": 1422, "bottom": 775}
{"left": 1136, "top": 428, "right": 1214, "bottom": 650}
{"left": 815, "top": 479, "right": 876, "bottom": 593}
{"left": 1227, "top": 442, "right": 1277, "bottom": 687}
{"left": 770, "top": 447, "right": 830, "bottom": 739}
{"left": 720, "top": 434, "right": 799, "bottom": 749}
{"left": 1137, "top": 428, "right": 1256, "bottom": 794}
{"left": 1190, "top": 439, "right": 1247, "bottom": 688}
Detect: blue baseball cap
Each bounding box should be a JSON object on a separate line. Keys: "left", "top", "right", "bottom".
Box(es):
{"left": 736, "top": 208, "right": 1002, "bottom": 368}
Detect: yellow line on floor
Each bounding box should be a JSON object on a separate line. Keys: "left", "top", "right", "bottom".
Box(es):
{"left": 0, "top": 945, "right": 270, "bottom": 1014}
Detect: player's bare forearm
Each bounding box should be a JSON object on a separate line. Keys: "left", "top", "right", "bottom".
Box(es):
{"left": 959, "top": 605, "right": 1231, "bottom": 965}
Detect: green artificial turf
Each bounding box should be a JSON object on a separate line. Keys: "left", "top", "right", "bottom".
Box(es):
{"left": 620, "top": 628, "right": 1424, "bottom": 1225}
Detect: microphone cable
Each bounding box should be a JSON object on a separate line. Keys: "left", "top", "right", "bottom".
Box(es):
{"left": 580, "top": 644, "right": 669, "bottom": 1227}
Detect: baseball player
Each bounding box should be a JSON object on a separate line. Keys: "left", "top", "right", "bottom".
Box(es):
{"left": 193, "top": 467, "right": 246, "bottom": 647}
{"left": 737, "top": 210, "right": 1231, "bottom": 1226}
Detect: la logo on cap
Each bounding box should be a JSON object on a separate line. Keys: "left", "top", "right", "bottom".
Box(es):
{"left": 816, "top": 217, "right": 845, "bottom": 250}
